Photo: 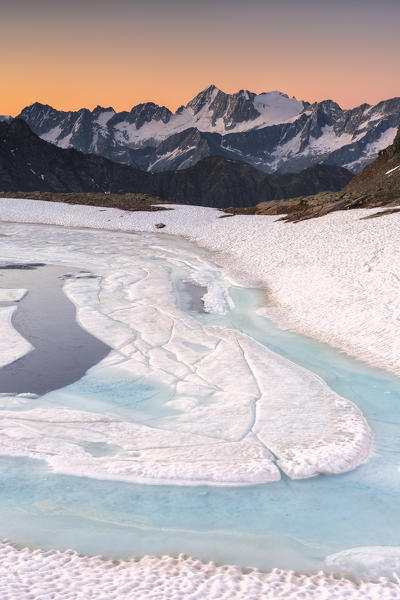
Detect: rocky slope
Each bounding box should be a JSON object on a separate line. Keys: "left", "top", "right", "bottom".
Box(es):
{"left": 0, "top": 119, "right": 353, "bottom": 208}
{"left": 245, "top": 126, "right": 400, "bottom": 221}
{"left": 17, "top": 86, "right": 400, "bottom": 174}
{"left": 344, "top": 126, "right": 400, "bottom": 195}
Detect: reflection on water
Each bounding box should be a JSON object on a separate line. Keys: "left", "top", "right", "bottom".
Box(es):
{"left": 0, "top": 264, "right": 110, "bottom": 395}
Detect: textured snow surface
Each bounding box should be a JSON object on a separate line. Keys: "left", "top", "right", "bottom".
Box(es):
{"left": 1, "top": 197, "right": 399, "bottom": 376}
{"left": 0, "top": 542, "right": 399, "bottom": 600}
{"left": 0, "top": 221, "right": 371, "bottom": 484}
{"left": 253, "top": 91, "right": 304, "bottom": 125}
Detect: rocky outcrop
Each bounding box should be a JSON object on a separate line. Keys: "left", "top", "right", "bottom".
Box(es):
{"left": 186, "top": 85, "right": 261, "bottom": 129}
{"left": 242, "top": 127, "right": 400, "bottom": 222}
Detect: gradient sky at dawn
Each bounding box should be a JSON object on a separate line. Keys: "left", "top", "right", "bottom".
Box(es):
{"left": 2, "top": 0, "right": 400, "bottom": 115}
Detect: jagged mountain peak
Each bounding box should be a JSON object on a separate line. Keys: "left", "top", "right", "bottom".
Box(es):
{"left": 14, "top": 89, "right": 400, "bottom": 177}
{"left": 309, "top": 99, "right": 342, "bottom": 114}
{"left": 92, "top": 105, "right": 115, "bottom": 115}
{"left": 19, "top": 102, "right": 65, "bottom": 119}
{"left": 130, "top": 101, "right": 161, "bottom": 110}
{"left": 2, "top": 117, "right": 43, "bottom": 140}
{"left": 23, "top": 101, "right": 55, "bottom": 111}
{"left": 186, "top": 85, "right": 222, "bottom": 113}
{"left": 203, "top": 83, "right": 220, "bottom": 94}
{"left": 125, "top": 103, "right": 172, "bottom": 130}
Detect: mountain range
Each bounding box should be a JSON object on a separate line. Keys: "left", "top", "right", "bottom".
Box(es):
{"left": 16, "top": 86, "right": 400, "bottom": 175}
{"left": 0, "top": 119, "right": 353, "bottom": 208}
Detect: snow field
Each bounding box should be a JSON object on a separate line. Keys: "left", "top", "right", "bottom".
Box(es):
{"left": 0, "top": 200, "right": 399, "bottom": 597}
{"left": 0, "top": 542, "right": 399, "bottom": 600}
{"left": 1, "top": 198, "right": 398, "bottom": 377}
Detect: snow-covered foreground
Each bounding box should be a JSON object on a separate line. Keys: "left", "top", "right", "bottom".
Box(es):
{"left": 1, "top": 542, "right": 399, "bottom": 600}
{"left": 0, "top": 222, "right": 371, "bottom": 484}
{"left": 0, "top": 199, "right": 399, "bottom": 597}
{"left": 1, "top": 197, "right": 399, "bottom": 376}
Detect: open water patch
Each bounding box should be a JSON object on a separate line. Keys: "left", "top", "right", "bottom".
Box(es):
{"left": 0, "top": 263, "right": 110, "bottom": 395}
{"left": 175, "top": 280, "right": 207, "bottom": 313}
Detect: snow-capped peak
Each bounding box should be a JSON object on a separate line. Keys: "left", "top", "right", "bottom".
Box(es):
{"left": 253, "top": 91, "right": 305, "bottom": 126}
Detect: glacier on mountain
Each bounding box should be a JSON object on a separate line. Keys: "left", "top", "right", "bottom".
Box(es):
{"left": 17, "top": 86, "right": 400, "bottom": 174}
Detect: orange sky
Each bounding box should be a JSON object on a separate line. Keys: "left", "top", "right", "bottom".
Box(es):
{"left": 2, "top": 0, "right": 400, "bottom": 115}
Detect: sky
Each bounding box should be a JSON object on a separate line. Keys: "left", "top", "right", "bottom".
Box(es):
{"left": 2, "top": 0, "right": 400, "bottom": 115}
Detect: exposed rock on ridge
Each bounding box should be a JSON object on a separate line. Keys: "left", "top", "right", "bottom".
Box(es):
{"left": 248, "top": 125, "right": 400, "bottom": 221}
{"left": 344, "top": 125, "right": 400, "bottom": 195}
{"left": 17, "top": 86, "right": 400, "bottom": 175}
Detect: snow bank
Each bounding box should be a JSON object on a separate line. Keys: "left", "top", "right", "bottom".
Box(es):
{"left": 1, "top": 197, "right": 399, "bottom": 376}
{"left": 0, "top": 542, "right": 398, "bottom": 600}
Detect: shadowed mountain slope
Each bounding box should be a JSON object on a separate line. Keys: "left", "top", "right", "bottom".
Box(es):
{"left": 248, "top": 125, "right": 400, "bottom": 221}
{"left": 344, "top": 126, "right": 400, "bottom": 195}
{"left": 0, "top": 119, "right": 353, "bottom": 209}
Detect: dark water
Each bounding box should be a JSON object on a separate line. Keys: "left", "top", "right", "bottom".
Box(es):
{"left": 179, "top": 280, "right": 207, "bottom": 312}
{"left": 0, "top": 263, "right": 110, "bottom": 395}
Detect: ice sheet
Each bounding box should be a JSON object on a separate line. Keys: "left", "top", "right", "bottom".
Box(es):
{"left": 0, "top": 288, "right": 27, "bottom": 302}
{"left": 0, "top": 223, "right": 371, "bottom": 485}
{"left": 0, "top": 305, "right": 33, "bottom": 368}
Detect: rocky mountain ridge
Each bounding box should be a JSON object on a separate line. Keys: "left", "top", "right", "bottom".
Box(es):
{"left": 16, "top": 86, "right": 400, "bottom": 174}
{"left": 344, "top": 125, "right": 400, "bottom": 194}
{"left": 0, "top": 119, "right": 353, "bottom": 208}
{"left": 246, "top": 125, "right": 400, "bottom": 221}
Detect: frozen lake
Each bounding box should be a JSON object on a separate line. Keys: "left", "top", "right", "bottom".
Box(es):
{"left": 0, "top": 222, "right": 399, "bottom": 579}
